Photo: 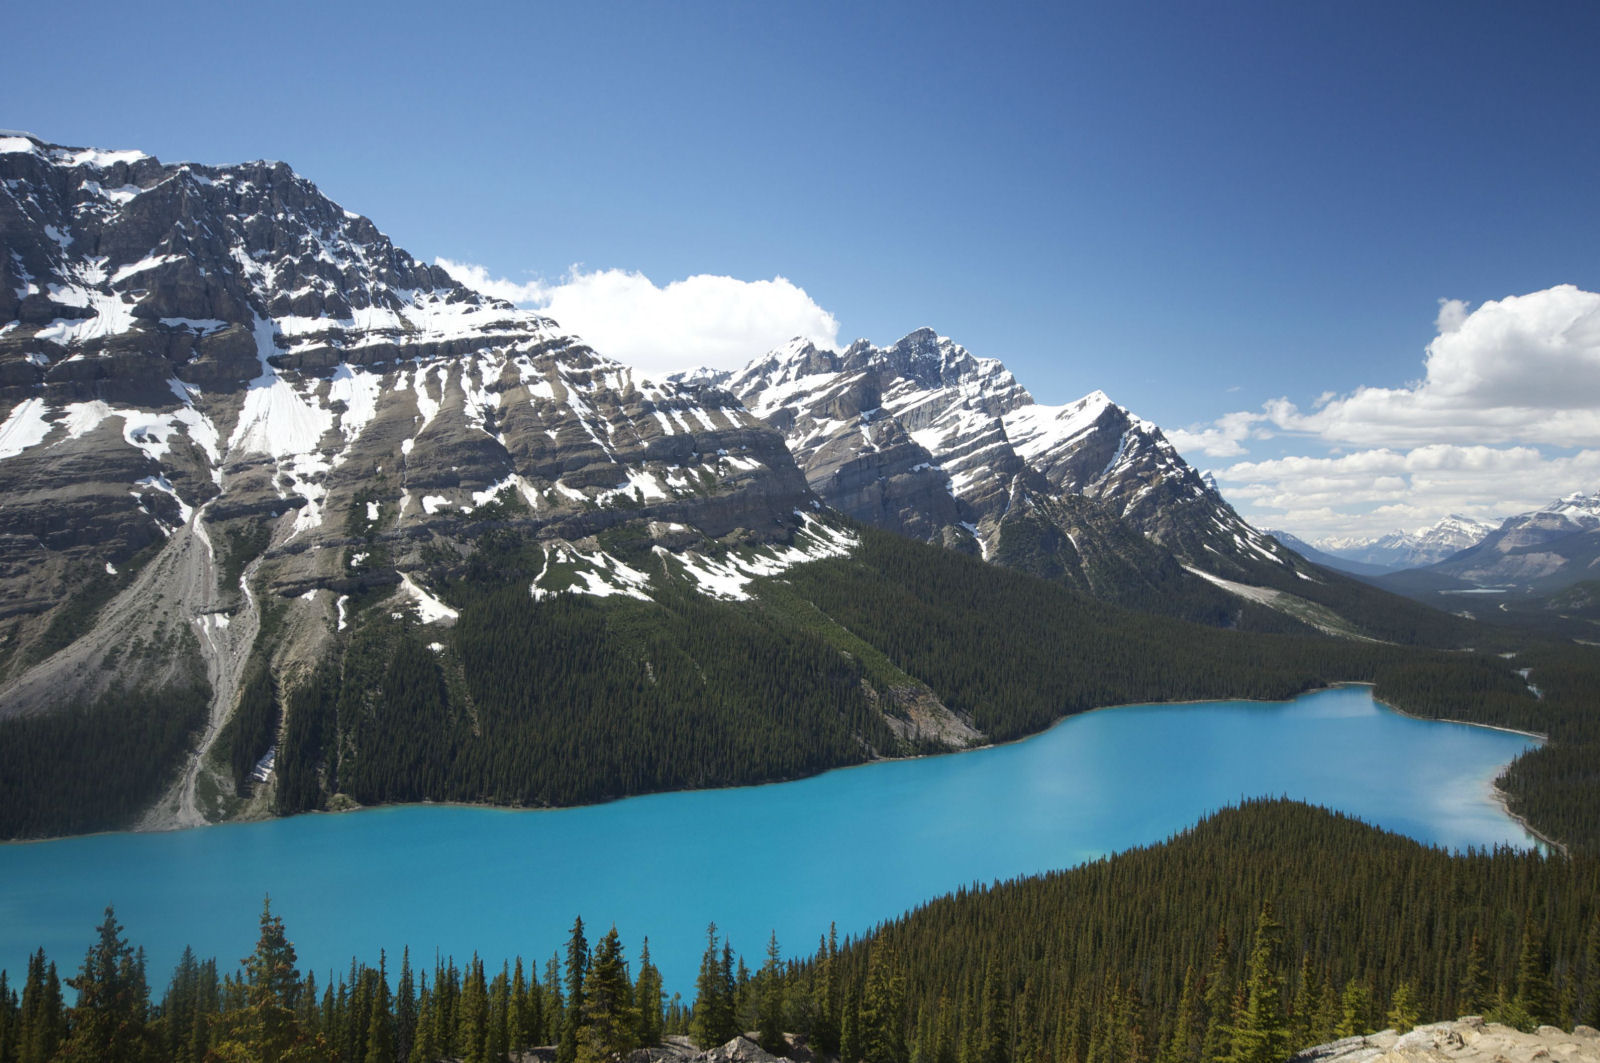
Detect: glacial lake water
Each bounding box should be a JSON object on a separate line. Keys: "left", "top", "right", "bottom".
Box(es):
{"left": 0, "top": 686, "right": 1540, "bottom": 997}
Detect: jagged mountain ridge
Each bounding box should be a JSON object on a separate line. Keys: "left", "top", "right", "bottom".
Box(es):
{"left": 1264, "top": 530, "right": 1397, "bottom": 578}
{"left": 0, "top": 133, "right": 822, "bottom": 724}
{"left": 1415, "top": 491, "right": 1600, "bottom": 591}
{"left": 1315, "top": 515, "right": 1500, "bottom": 570}
{"left": 694, "top": 330, "right": 1321, "bottom": 622}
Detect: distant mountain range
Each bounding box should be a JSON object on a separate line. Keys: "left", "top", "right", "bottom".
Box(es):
{"left": 1297, "top": 515, "right": 1502, "bottom": 572}
{"left": 1411, "top": 491, "right": 1600, "bottom": 592}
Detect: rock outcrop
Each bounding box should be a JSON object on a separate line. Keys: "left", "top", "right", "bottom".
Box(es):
{"left": 1290, "top": 1018, "right": 1600, "bottom": 1063}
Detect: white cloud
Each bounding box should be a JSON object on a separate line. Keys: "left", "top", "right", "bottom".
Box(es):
{"left": 433, "top": 259, "right": 548, "bottom": 305}
{"left": 1261, "top": 284, "right": 1600, "bottom": 447}
{"left": 436, "top": 260, "right": 839, "bottom": 376}
{"left": 1170, "top": 285, "right": 1600, "bottom": 538}
{"left": 1167, "top": 410, "right": 1269, "bottom": 458}
{"left": 1216, "top": 444, "right": 1600, "bottom": 540}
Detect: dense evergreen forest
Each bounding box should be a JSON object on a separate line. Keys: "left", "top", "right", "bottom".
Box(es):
{"left": 274, "top": 524, "right": 1596, "bottom": 850}
{"left": 0, "top": 683, "right": 209, "bottom": 838}
{"left": 3, "top": 520, "right": 1597, "bottom": 849}
{"left": 1, "top": 802, "right": 1594, "bottom": 1063}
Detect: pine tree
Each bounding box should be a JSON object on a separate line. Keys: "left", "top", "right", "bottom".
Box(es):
{"left": 560, "top": 919, "right": 589, "bottom": 1063}
{"left": 978, "top": 963, "right": 1008, "bottom": 1063}
{"left": 545, "top": 954, "right": 566, "bottom": 1049}
{"left": 811, "top": 928, "right": 840, "bottom": 1057}
{"left": 1385, "top": 983, "right": 1419, "bottom": 1034}
{"left": 487, "top": 965, "right": 511, "bottom": 1063}
{"left": 0, "top": 971, "right": 16, "bottom": 1063}
{"left": 757, "top": 932, "right": 786, "bottom": 1055}
{"left": 692, "top": 925, "right": 737, "bottom": 1049}
{"left": 458, "top": 955, "right": 488, "bottom": 1063}
{"left": 1227, "top": 902, "right": 1289, "bottom": 1063}
{"left": 408, "top": 973, "right": 438, "bottom": 1063}
{"left": 859, "top": 946, "right": 908, "bottom": 1063}
{"left": 59, "top": 906, "right": 153, "bottom": 1063}
{"left": 396, "top": 948, "right": 418, "bottom": 1063}
{"left": 635, "top": 939, "right": 664, "bottom": 1047}
{"left": 211, "top": 898, "right": 321, "bottom": 1063}
{"left": 1198, "top": 930, "right": 1232, "bottom": 1063}
{"left": 1159, "top": 966, "right": 1199, "bottom": 1063}
{"left": 1459, "top": 932, "right": 1490, "bottom": 1017}
{"left": 1336, "top": 981, "right": 1370, "bottom": 1039}
{"left": 1514, "top": 924, "right": 1556, "bottom": 1029}
{"left": 18, "top": 950, "right": 66, "bottom": 1063}
{"left": 578, "top": 927, "right": 637, "bottom": 1063}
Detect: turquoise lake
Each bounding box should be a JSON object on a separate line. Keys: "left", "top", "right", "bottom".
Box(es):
{"left": 0, "top": 686, "right": 1540, "bottom": 996}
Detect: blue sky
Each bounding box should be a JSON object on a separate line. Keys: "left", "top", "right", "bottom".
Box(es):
{"left": 9, "top": 1, "right": 1600, "bottom": 538}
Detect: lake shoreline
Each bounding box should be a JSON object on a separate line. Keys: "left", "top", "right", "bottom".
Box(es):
{"left": 2, "top": 681, "right": 1550, "bottom": 847}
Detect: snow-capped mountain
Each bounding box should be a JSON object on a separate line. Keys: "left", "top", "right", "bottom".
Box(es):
{"left": 1421, "top": 491, "right": 1600, "bottom": 590}
{"left": 1315, "top": 515, "right": 1500, "bottom": 570}
{"left": 0, "top": 134, "right": 818, "bottom": 724}
{"left": 703, "top": 330, "right": 1302, "bottom": 591}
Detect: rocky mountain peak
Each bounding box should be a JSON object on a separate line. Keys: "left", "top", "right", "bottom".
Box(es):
{"left": 0, "top": 136, "right": 821, "bottom": 720}
{"left": 726, "top": 330, "right": 1296, "bottom": 590}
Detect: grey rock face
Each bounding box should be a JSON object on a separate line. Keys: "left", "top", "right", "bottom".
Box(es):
{"left": 720, "top": 331, "right": 1303, "bottom": 587}
{"left": 0, "top": 135, "right": 815, "bottom": 716}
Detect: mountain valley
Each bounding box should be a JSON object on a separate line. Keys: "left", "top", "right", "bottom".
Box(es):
{"left": 0, "top": 134, "right": 1593, "bottom": 853}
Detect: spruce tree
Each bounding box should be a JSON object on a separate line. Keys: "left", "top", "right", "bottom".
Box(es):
{"left": 1228, "top": 902, "right": 1289, "bottom": 1063}
{"left": 692, "top": 925, "right": 737, "bottom": 1049}
{"left": 1385, "top": 983, "right": 1418, "bottom": 1034}
{"left": 213, "top": 898, "right": 318, "bottom": 1063}
{"left": 1336, "top": 981, "right": 1370, "bottom": 1039}
{"left": 859, "top": 946, "right": 907, "bottom": 1063}
{"left": 487, "top": 965, "right": 511, "bottom": 1063}
{"left": 579, "top": 927, "right": 637, "bottom": 1063}
{"left": 635, "top": 939, "right": 664, "bottom": 1047}
{"left": 364, "top": 952, "right": 394, "bottom": 1063}
{"left": 1198, "top": 930, "right": 1233, "bottom": 1063}
{"left": 560, "top": 919, "right": 589, "bottom": 1063}
{"left": 757, "top": 932, "right": 786, "bottom": 1055}
{"left": 1586, "top": 915, "right": 1600, "bottom": 1029}
{"left": 458, "top": 956, "right": 488, "bottom": 1063}
{"left": 19, "top": 950, "right": 66, "bottom": 1063}
{"left": 1459, "top": 932, "right": 1490, "bottom": 1017}
{"left": 1514, "top": 925, "right": 1556, "bottom": 1029}
{"left": 978, "top": 962, "right": 1008, "bottom": 1063}
{"left": 1160, "top": 966, "right": 1199, "bottom": 1063}
{"left": 0, "top": 971, "right": 16, "bottom": 1063}
{"left": 59, "top": 906, "right": 153, "bottom": 1063}
{"left": 396, "top": 948, "right": 418, "bottom": 1063}
{"left": 545, "top": 954, "right": 566, "bottom": 1048}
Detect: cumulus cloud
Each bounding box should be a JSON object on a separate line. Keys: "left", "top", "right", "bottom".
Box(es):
{"left": 1215, "top": 444, "right": 1600, "bottom": 540}
{"left": 1167, "top": 410, "right": 1270, "bottom": 458}
{"left": 1262, "top": 284, "right": 1600, "bottom": 447}
{"left": 436, "top": 260, "right": 839, "bottom": 376}
{"left": 1169, "top": 285, "right": 1600, "bottom": 538}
